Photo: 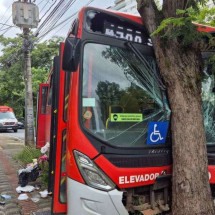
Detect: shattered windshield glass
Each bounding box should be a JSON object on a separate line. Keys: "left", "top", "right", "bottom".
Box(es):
{"left": 202, "top": 59, "right": 215, "bottom": 144}
{"left": 81, "top": 43, "right": 171, "bottom": 147}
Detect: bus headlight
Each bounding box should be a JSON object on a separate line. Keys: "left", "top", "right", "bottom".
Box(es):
{"left": 74, "top": 150, "right": 115, "bottom": 191}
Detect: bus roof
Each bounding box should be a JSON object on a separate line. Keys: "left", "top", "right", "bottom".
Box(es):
{"left": 194, "top": 22, "right": 215, "bottom": 33}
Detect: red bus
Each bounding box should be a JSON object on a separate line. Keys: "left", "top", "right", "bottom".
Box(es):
{"left": 36, "top": 7, "right": 215, "bottom": 215}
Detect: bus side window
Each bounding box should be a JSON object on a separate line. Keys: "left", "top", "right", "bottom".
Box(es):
{"left": 41, "top": 86, "right": 48, "bottom": 114}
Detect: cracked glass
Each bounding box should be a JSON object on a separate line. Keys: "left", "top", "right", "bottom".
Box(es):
{"left": 202, "top": 59, "right": 215, "bottom": 144}
{"left": 81, "top": 43, "right": 171, "bottom": 147}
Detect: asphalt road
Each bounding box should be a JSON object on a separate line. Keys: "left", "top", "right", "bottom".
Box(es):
{"left": 0, "top": 128, "right": 25, "bottom": 140}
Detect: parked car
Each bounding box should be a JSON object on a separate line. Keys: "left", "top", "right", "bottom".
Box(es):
{"left": 0, "top": 106, "right": 19, "bottom": 132}
{"left": 17, "top": 118, "right": 25, "bottom": 129}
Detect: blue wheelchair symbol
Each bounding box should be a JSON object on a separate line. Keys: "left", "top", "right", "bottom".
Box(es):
{"left": 147, "top": 122, "right": 169, "bottom": 145}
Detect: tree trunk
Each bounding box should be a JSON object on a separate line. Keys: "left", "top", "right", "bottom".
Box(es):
{"left": 137, "top": 0, "right": 215, "bottom": 214}
{"left": 162, "top": 43, "right": 214, "bottom": 215}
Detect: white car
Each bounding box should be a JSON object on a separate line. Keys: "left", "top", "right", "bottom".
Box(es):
{"left": 0, "top": 111, "right": 19, "bottom": 132}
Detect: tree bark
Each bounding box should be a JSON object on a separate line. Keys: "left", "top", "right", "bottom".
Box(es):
{"left": 137, "top": 0, "right": 215, "bottom": 214}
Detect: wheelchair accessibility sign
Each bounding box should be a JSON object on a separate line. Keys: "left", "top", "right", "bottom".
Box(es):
{"left": 147, "top": 121, "right": 169, "bottom": 145}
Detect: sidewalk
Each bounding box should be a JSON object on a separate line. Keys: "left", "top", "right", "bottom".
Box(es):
{"left": 0, "top": 134, "right": 51, "bottom": 215}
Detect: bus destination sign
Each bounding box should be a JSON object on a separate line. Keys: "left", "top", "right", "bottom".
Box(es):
{"left": 104, "top": 21, "right": 149, "bottom": 44}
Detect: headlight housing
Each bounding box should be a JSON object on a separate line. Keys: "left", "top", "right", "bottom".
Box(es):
{"left": 74, "top": 150, "right": 115, "bottom": 191}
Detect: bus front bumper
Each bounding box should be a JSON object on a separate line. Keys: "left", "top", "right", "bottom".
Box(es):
{"left": 67, "top": 178, "right": 128, "bottom": 215}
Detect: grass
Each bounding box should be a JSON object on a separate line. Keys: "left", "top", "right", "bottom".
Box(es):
{"left": 14, "top": 146, "right": 49, "bottom": 188}
{"left": 14, "top": 146, "right": 41, "bottom": 165}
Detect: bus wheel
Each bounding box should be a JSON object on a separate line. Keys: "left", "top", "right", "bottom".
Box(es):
{"left": 14, "top": 129, "right": 18, "bottom": 133}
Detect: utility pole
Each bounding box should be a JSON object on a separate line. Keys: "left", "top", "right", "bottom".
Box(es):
{"left": 12, "top": 0, "right": 39, "bottom": 146}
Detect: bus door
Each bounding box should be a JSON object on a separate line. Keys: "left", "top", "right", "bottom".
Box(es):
{"left": 36, "top": 83, "right": 49, "bottom": 148}
{"left": 50, "top": 43, "right": 68, "bottom": 214}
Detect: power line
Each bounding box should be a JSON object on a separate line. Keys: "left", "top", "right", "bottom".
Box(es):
{"left": 0, "top": 15, "right": 12, "bottom": 32}
{"left": 0, "top": 26, "right": 14, "bottom": 36}
{"left": 39, "top": 0, "right": 57, "bottom": 21}
{"left": 0, "top": 4, "right": 11, "bottom": 22}
{"left": 34, "top": 0, "right": 65, "bottom": 36}
{"left": 2, "top": 0, "right": 98, "bottom": 66}
{"left": 0, "top": 22, "right": 18, "bottom": 28}
{"left": 38, "top": 12, "right": 77, "bottom": 40}
{"left": 38, "top": 0, "right": 76, "bottom": 37}
{"left": 37, "top": 0, "right": 95, "bottom": 40}
{"left": 38, "top": 0, "right": 94, "bottom": 40}
{"left": 0, "top": 27, "right": 12, "bottom": 32}
{"left": 36, "top": 0, "right": 45, "bottom": 6}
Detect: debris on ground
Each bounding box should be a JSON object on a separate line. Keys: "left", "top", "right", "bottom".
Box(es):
{"left": 39, "top": 190, "right": 48, "bottom": 198}
{"left": 16, "top": 185, "right": 35, "bottom": 193}
{"left": 18, "top": 193, "right": 29, "bottom": 200}
{"left": 31, "top": 193, "right": 41, "bottom": 203}
{"left": 1, "top": 194, "right": 11, "bottom": 200}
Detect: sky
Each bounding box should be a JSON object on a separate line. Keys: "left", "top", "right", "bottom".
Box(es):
{"left": 0, "top": 0, "right": 115, "bottom": 44}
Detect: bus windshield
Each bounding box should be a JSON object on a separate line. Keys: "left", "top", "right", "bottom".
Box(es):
{"left": 81, "top": 43, "right": 170, "bottom": 147}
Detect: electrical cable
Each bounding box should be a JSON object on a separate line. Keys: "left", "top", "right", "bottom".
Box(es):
{"left": 2, "top": 0, "right": 97, "bottom": 67}
{"left": 0, "top": 22, "right": 18, "bottom": 28}
{"left": 38, "top": 0, "right": 94, "bottom": 40}
{"left": 39, "top": 1, "right": 50, "bottom": 14}
{"left": 34, "top": 0, "right": 65, "bottom": 36}
{"left": 0, "top": 27, "right": 12, "bottom": 32}
{"left": 39, "top": 0, "right": 57, "bottom": 21}
{"left": 0, "top": 15, "right": 12, "bottom": 31}
{"left": 0, "top": 4, "right": 11, "bottom": 23}
{"left": 36, "top": 0, "right": 45, "bottom": 6}
{"left": 36, "top": 0, "right": 73, "bottom": 36}
{"left": 39, "top": 0, "right": 94, "bottom": 41}
{"left": 37, "top": 13, "right": 76, "bottom": 40}
{"left": 38, "top": 0, "right": 75, "bottom": 37}
{"left": 0, "top": 26, "right": 14, "bottom": 36}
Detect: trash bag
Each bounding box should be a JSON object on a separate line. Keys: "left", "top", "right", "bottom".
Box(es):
{"left": 18, "top": 166, "right": 40, "bottom": 187}
{"left": 29, "top": 167, "right": 40, "bottom": 182}
{"left": 18, "top": 172, "right": 29, "bottom": 187}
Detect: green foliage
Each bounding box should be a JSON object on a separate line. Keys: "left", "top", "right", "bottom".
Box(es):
{"left": 0, "top": 35, "right": 62, "bottom": 117}
{"left": 151, "top": 4, "right": 215, "bottom": 46}
{"left": 190, "top": 6, "right": 215, "bottom": 26}
{"left": 39, "top": 161, "right": 49, "bottom": 187}
{"left": 14, "top": 146, "right": 41, "bottom": 165}
{"left": 31, "top": 36, "right": 62, "bottom": 71}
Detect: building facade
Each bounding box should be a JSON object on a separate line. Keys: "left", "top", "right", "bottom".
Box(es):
{"left": 108, "top": 0, "right": 138, "bottom": 15}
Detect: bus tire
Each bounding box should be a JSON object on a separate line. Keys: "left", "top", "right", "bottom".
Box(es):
{"left": 14, "top": 129, "right": 18, "bottom": 133}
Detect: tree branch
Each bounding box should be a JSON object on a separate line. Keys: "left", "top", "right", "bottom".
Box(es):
{"left": 162, "top": 0, "right": 190, "bottom": 18}
{"left": 137, "top": 0, "right": 160, "bottom": 34}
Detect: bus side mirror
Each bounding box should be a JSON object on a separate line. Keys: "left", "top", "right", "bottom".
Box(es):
{"left": 63, "top": 38, "right": 81, "bottom": 72}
